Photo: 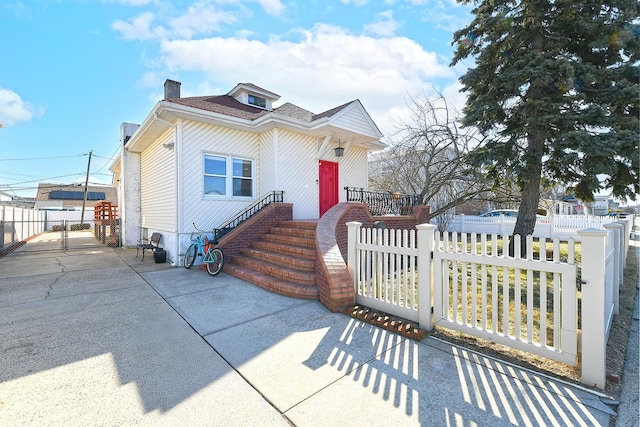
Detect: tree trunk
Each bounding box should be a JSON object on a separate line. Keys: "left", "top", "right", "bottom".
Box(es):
{"left": 511, "top": 129, "right": 544, "bottom": 257}
{"left": 511, "top": 21, "right": 545, "bottom": 257}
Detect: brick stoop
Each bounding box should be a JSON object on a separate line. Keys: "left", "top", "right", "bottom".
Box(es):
{"left": 224, "top": 220, "right": 320, "bottom": 299}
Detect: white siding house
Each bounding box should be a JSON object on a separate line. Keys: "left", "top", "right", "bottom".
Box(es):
{"left": 111, "top": 80, "right": 386, "bottom": 265}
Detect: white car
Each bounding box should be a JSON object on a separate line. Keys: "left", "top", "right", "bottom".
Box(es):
{"left": 480, "top": 209, "right": 550, "bottom": 223}
{"left": 480, "top": 209, "right": 519, "bottom": 217}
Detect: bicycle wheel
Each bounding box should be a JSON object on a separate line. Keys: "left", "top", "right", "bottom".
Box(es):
{"left": 184, "top": 244, "right": 197, "bottom": 268}
{"left": 205, "top": 248, "right": 224, "bottom": 276}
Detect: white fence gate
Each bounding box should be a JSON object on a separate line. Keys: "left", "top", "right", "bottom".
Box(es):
{"left": 432, "top": 232, "right": 577, "bottom": 365}
{"left": 349, "top": 226, "right": 420, "bottom": 322}
{"left": 347, "top": 218, "right": 633, "bottom": 389}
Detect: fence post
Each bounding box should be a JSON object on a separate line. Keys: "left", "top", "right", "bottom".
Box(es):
{"left": 619, "top": 217, "right": 632, "bottom": 259}
{"left": 346, "top": 221, "right": 362, "bottom": 285}
{"left": 62, "top": 220, "right": 67, "bottom": 250}
{"left": 604, "top": 222, "right": 624, "bottom": 316}
{"left": 417, "top": 223, "right": 436, "bottom": 330}
{"left": 577, "top": 228, "right": 608, "bottom": 389}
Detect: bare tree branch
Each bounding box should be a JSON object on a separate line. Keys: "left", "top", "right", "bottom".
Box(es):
{"left": 370, "top": 91, "right": 494, "bottom": 226}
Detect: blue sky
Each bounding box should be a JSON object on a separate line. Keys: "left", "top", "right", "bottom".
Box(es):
{"left": 0, "top": 0, "right": 472, "bottom": 198}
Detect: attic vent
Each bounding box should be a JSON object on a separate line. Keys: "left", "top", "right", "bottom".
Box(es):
{"left": 248, "top": 94, "right": 266, "bottom": 108}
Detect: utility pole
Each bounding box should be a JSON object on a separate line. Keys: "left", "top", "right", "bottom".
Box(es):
{"left": 80, "top": 150, "right": 92, "bottom": 227}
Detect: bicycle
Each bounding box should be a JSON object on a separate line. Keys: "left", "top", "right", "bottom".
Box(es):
{"left": 184, "top": 223, "right": 224, "bottom": 276}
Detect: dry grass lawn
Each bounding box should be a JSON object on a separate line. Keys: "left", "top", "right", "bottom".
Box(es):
{"left": 431, "top": 239, "right": 638, "bottom": 399}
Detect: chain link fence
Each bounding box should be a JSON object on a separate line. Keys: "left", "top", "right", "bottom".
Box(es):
{"left": 1, "top": 205, "right": 120, "bottom": 254}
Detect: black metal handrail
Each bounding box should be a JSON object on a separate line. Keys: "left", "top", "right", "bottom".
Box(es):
{"left": 213, "top": 190, "right": 285, "bottom": 241}
{"left": 344, "top": 187, "right": 421, "bottom": 216}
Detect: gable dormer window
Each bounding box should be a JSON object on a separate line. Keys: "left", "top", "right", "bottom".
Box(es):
{"left": 248, "top": 94, "right": 267, "bottom": 109}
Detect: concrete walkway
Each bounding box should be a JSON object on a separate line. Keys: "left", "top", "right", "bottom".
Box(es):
{"left": 0, "top": 231, "right": 627, "bottom": 426}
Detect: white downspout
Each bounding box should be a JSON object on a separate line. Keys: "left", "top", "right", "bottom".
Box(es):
{"left": 274, "top": 128, "right": 279, "bottom": 189}
{"left": 174, "top": 118, "right": 183, "bottom": 267}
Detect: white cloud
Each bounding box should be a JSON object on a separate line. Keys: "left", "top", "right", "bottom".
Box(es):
{"left": 101, "top": 0, "right": 159, "bottom": 5}
{"left": 112, "top": 4, "right": 237, "bottom": 41}
{"left": 364, "top": 10, "right": 401, "bottom": 37}
{"left": 111, "top": 12, "right": 167, "bottom": 40}
{"left": 340, "top": 0, "right": 369, "bottom": 6}
{"left": 441, "top": 80, "right": 467, "bottom": 111}
{"left": 253, "top": 0, "right": 286, "bottom": 16}
{"left": 157, "top": 23, "right": 456, "bottom": 135}
{"left": 418, "top": 1, "right": 472, "bottom": 33}
{"left": 382, "top": 0, "right": 470, "bottom": 32}
{"left": 168, "top": 3, "right": 237, "bottom": 39}
{"left": 215, "top": 0, "right": 286, "bottom": 17}
{"left": 384, "top": 0, "right": 431, "bottom": 5}
{"left": 0, "top": 88, "right": 44, "bottom": 126}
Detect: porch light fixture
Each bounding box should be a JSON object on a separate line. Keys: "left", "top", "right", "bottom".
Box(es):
{"left": 163, "top": 141, "right": 175, "bottom": 150}
{"left": 334, "top": 139, "right": 344, "bottom": 157}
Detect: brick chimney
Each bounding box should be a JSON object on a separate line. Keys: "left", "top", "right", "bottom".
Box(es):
{"left": 164, "top": 79, "right": 181, "bottom": 99}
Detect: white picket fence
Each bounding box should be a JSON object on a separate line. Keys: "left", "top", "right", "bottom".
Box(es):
{"left": 444, "top": 214, "right": 624, "bottom": 240}
{"left": 347, "top": 217, "right": 633, "bottom": 389}
{"left": 432, "top": 232, "right": 578, "bottom": 366}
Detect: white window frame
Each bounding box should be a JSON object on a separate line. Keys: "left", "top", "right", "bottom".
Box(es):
{"left": 203, "top": 153, "right": 255, "bottom": 200}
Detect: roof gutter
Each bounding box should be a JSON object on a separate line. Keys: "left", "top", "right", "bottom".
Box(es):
{"left": 155, "top": 111, "right": 176, "bottom": 129}
{"left": 124, "top": 102, "right": 164, "bottom": 151}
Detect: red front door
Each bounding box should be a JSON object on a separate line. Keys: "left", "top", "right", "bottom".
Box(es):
{"left": 319, "top": 160, "right": 339, "bottom": 217}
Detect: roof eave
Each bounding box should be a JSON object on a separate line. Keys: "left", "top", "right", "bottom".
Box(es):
{"left": 125, "top": 100, "right": 387, "bottom": 152}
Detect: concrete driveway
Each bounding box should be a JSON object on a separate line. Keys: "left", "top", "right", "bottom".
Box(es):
{"left": 0, "top": 231, "right": 619, "bottom": 426}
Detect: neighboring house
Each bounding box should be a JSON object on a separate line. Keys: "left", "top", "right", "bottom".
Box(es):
{"left": 588, "top": 195, "right": 611, "bottom": 216}
{"left": 110, "top": 80, "right": 386, "bottom": 265}
{"left": 0, "top": 190, "right": 36, "bottom": 207}
{"left": 0, "top": 190, "right": 11, "bottom": 203}
{"left": 34, "top": 183, "right": 118, "bottom": 210}
{"left": 550, "top": 194, "right": 586, "bottom": 215}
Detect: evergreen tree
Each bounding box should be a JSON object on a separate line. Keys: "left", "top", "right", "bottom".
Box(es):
{"left": 452, "top": 0, "right": 639, "bottom": 244}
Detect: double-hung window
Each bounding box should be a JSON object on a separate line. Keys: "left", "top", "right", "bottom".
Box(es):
{"left": 204, "top": 154, "right": 254, "bottom": 198}
{"left": 232, "top": 158, "right": 253, "bottom": 197}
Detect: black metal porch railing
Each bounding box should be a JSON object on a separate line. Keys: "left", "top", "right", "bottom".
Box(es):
{"left": 213, "top": 190, "right": 285, "bottom": 241}
{"left": 344, "top": 187, "right": 421, "bottom": 216}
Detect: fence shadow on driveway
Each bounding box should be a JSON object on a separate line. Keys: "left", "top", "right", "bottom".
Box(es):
{"left": 151, "top": 267, "right": 614, "bottom": 426}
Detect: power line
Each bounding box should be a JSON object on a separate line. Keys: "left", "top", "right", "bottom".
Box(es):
{"left": 0, "top": 170, "right": 43, "bottom": 178}
{"left": 91, "top": 153, "right": 115, "bottom": 160}
{"left": 0, "top": 154, "right": 87, "bottom": 161}
{"left": 93, "top": 145, "right": 121, "bottom": 174}
{"left": 0, "top": 173, "right": 86, "bottom": 186}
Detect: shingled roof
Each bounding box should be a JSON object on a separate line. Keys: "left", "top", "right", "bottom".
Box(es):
{"left": 166, "top": 95, "right": 270, "bottom": 121}
{"left": 165, "top": 93, "right": 353, "bottom": 123}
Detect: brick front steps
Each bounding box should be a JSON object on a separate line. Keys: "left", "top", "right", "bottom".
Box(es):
{"left": 224, "top": 220, "right": 319, "bottom": 299}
